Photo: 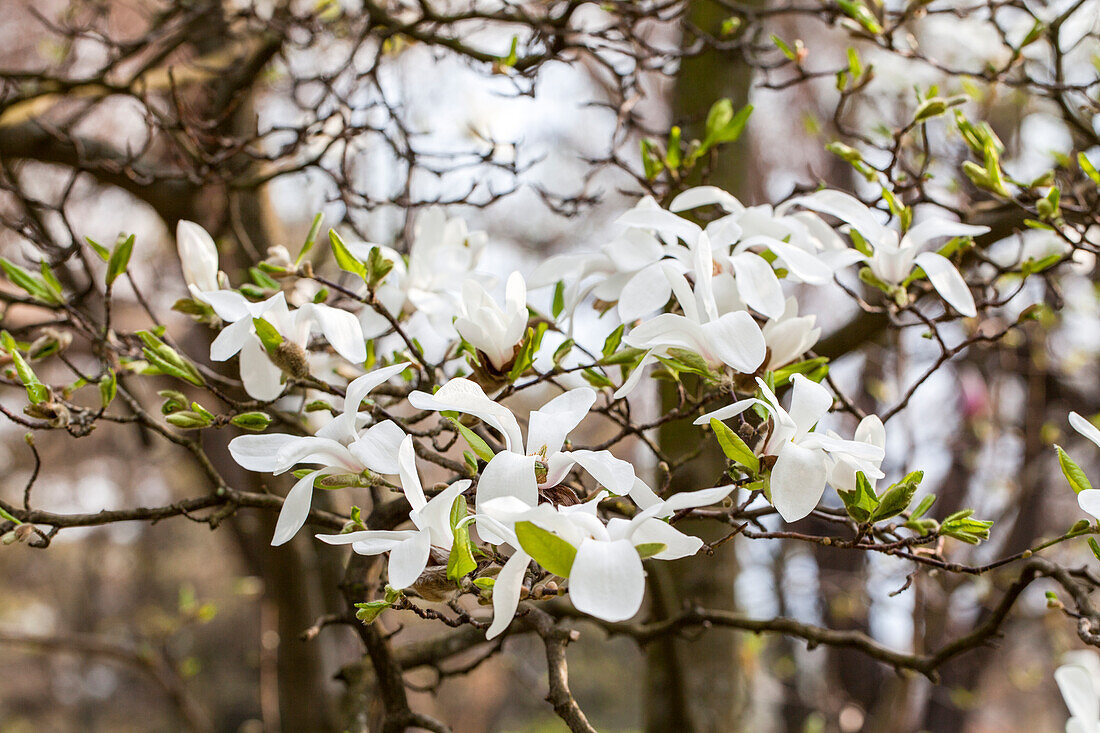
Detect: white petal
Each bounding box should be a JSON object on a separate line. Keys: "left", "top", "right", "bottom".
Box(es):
{"left": 693, "top": 398, "right": 761, "bottom": 425}
{"left": 625, "top": 313, "right": 708, "bottom": 354}
{"left": 477, "top": 452, "right": 538, "bottom": 512}
{"left": 198, "top": 289, "right": 253, "bottom": 323}
{"left": 618, "top": 263, "right": 674, "bottom": 322}
{"left": 316, "top": 529, "right": 415, "bottom": 552}
{"left": 1071, "top": 412, "right": 1100, "bottom": 450}
{"left": 409, "top": 379, "right": 524, "bottom": 452}
{"left": 628, "top": 518, "right": 704, "bottom": 560}
{"left": 415, "top": 480, "right": 471, "bottom": 548}
{"left": 612, "top": 350, "right": 658, "bottom": 400}
{"left": 176, "top": 221, "right": 220, "bottom": 292}
{"left": 700, "top": 311, "right": 767, "bottom": 373}
{"left": 566, "top": 450, "right": 635, "bottom": 495}
{"left": 486, "top": 550, "right": 529, "bottom": 639}
{"left": 770, "top": 442, "right": 828, "bottom": 522}
{"left": 662, "top": 484, "right": 736, "bottom": 512}
{"left": 527, "top": 388, "right": 596, "bottom": 456}
{"left": 914, "top": 252, "right": 976, "bottom": 317}
{"left": 348, "top": 420, "right": 405, "bottom": 474}
{"left": 604, "top": 229, "right": 664, "bottom": 272}
{"left": 616, "top": 201, "right": 701, "bottom": 243}
{"left": 271, "top": 469, "right": 320, "bottom": 546}
{"left": 273, "top": 436, "right": 357, "bottom": 473}
{"left": 855, "top": 414, "right": 886, "bottom": 449}
{"left": 787, "top": 374, "right": 834, "bottom": 435}
{"left": 793, "top": 190, "right": 887, "bottom": 244}
{"left": 729, "top": 252, "right": 785, "bottom": 319}
{"left": 229, "top": 433, "right": 300, "bottom": 472}
{"left": 670, "top": 186, "right": 743, "bottom": 213}
{"left": 210, "top": 317, "right": 254, "bottom": 361}
{"left": 398, "top": 435, "right": 426, "bottom": 512}
{"left": 387, "top": 531, "right": 432, "bottom": 589}
{"left": 303, "top": 303, "right": 367, "bottom": 364}
{"left": 1078, "top": 490, "right": 1100, "bottom": 522}
{"left": 239, "top": 337, "right": 284, "bottom": 401}
{"left": 321, "top": 362, "right": 411, "bottom": 443}
{"left": 1056, "top": 664, "right": 1100, "bottom": 727}
{"left": 568, "top": 539, "right": 645, "bottom": 622}
{"left": 627, "top": 477, "right": 663, "bottom": 510}
{"left": 901, "top": 219, "right": 989, "bottom": 251}
{"left": 767, "top": 240, "right": 833, "bottom": 284}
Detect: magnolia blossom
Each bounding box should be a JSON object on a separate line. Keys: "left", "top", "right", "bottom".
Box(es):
{"left": 454, "top": 271, "right": 528, "bottom": 370}
{"left": 793, "top": 190, "right": 988, "bottom": 317}
{"left": 1056, "top": 650, "right": 1100, "bottom": 733}
{"left": 762, "top": 297, "right": 821, "bottom": 370}
{"left": 617, "top": 237, "right": 767, "bottom": 397}
{"left": 347, "top": 207, "right": 487, "bottom": 361}
{"left": 315, "top": 436, "right": 470, "bottom": 589}
{"left": 176, "top": 220, "right": 222, "bottom": 295}
{"left": 408, "top": 379, "right": 635, "bottom": 515}
{"left": 199, "top": 290, "right": 366, "bottom": 400}
{"left": 696, "top": 375, "right": 885, "bottom": 522}
{"left": 478, "top": 484, "right": 734, "bottom": 635}
{"left": 827, "top": 414, "right": 887, "bottom": 493}
{"left": 1069, "top": 412, "right": 1100, "bottom": 520}
{"left": 229, "top": 363, "right": 409, "bottom": 544}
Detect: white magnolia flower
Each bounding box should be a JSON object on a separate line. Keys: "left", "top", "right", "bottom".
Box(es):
{"left": 176, "top": 220, "right": 222, "bottom": 296}
{"left": 478, "top": 484, "right": 734, "bottom": 634}
{"left": 200, "top": 290, "right": 366, "bottom": 400}
{"left": 229, "top": 363, "right": 409, "bottom": 545}
{"left": 827, "top": 414, "right": 887, "bottom": 493}
{"left": 1056, "top": 650, "right": 1100, "bottom": 733}
{"left": 616, "top": 237, "right": 767, "bottom": 397}
{"left": 793, "top": 190, "right": 989, "bottom": 317}
{"left": 347, "top": 207, "right": 487, "bottom": 360}
{"left": 315, "top": 436, "right": 471, "bottom": 589}
{"left": 528, "top": 198, "right": 686, "bottom": 324}
{"left": 454, "top": 271, "right": 528, "bottom": 370}
{"left": 696, "top": 375, "right": 884, "bottom": 522}
{"left": 408, "top": 379, "right": 635, "bottom": 518}
{"left": 762, "top": 297, "right": 821, "bottom": 370}
{"left": 1069, "top": 412, "right": 1100, "bottom": 520}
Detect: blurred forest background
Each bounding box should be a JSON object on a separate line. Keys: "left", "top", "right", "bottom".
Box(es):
{"left": 0, "top": 0, "right": 1098, "bottom": 731}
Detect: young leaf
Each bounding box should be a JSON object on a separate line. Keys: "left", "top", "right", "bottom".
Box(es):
{"left": 838, "top": 471, "right": 879, "bottom": 523}
{"left": 1, "top": 331, "right": 48, "bottom": 404}
{"left": 329, "top": 229, "right": 367, "bottom": 280}
{"left": 710, "top": 418, "right": 759, "bottom": 475}
{"left": 98, "top": 370, "right": 117, "bottom": 409}
{"left": 515, "top": 521, "right": 577, "bottom": 578}
{"left": 447, "top": 417, "right": 494, "bottom": 463}
{"left": 106, "top": 233, "right": 135, "bottom": 287}
{"left": 446, "top": 495, "right": 477, "bottom": 581}
{"left": 870, "top": 471, "right": 922, "bottom": 523}
{"left": 1055, "top": 445, "right": 1093, "bottom": 494}
{"left": 635, "top": 542, "right": 668, "bottom": 560}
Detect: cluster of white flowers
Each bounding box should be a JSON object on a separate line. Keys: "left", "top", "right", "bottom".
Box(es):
{"left": 175, "top": 185, "right": 993, "bottom": 632}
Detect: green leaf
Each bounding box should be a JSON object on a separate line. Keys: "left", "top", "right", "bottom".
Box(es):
{"left": 98, "top": 370, "right": 117, "bottom": 409}
{"left": 329, "top": 229, "right": 367, "bottom": 280}
{"left": 297, "top": 212, "right": 324, "bottom": 265}
{"left": 600, "top": 346, "right": 646, "bottom": 366}
{"left": 137, "top": 330, "right": 205, "bottom": 386}
{"left": 870, "top": 471, "right": 922, "bottom": 523}
{"left": 837, "top": 0, "right": 882, "bottom": 34}
{"left": 581, "top": 368, "right": 614, "bottom": 390}
{"left": 0, "top": 257, "right": 56, "bottom": 303}
{"left": 551, "top": 281, "right": 566, "bottom": 319}
{"left": 106, "top": 233, "right": 135, "bottom": 286}
{"left": 2, "top": 331, "right": 48, "bottom": 404}
{"left": 515, "top": 521, "right": 577, "bottom": 578}
{"left": 640, "top": 139, "right": 665, "bottom": 180}
{"left": 552, "top": 339, "right": 574, "bottom": 366}
{"left": 252, "top": 318, "right": 284, "bottom": 355}
{"left": 366, "top": 246, "right": 395, "bottom": 290}
{"left": 447, "top": 417, "right": 494, "bottom": 463}
{"left": 1080, "top": 153, "right": 1100, "bottom": 185}
{"left": 710, "top": 418, "right": 759, "bottom": 475}
{"left": 908, "top": 494, "right": 935, "bottom": 521}
{"left": 772, "top": 357, "right": 830, "bottom": 387}
{"left": 602, "top": 324, "right": 624, "bottom": 359}
{"left": 231, "top": 412, "right": 272, "bottom": 431}
{"left": 1056, "top": 445, "right": 1093, "bottom": 494}
{"left": 85, "top": 236, "right": 110, "bottom": 261}
{"left": 1089, "top": 538, "right": 1100, "bottom": 563}
{"left": 634, "top": 542, "right": 667, "bottom": 560}
{"left": 446, "top": 495, "right": 477, "bottom": 581}
{"left": 838, "top": 471, "right": 879, "bottom": 523}
{"left": 167, "top": 411, "right": 213, "bottom": 429}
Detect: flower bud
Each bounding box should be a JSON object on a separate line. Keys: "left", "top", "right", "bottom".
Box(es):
{"left": 176, "top": 221, "right": 221, "bottom": 293}
{"left": 272, "top": 341, "right": 310, "bottom": 379}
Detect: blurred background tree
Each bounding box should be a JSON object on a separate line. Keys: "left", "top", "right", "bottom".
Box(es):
{"left": 0, "top": 0, "right": 1097, "bottom": 731}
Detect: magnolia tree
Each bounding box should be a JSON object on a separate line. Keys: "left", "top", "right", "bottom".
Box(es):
{"left": 1, "top": 0, "right": 1099, "bottom": 731}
